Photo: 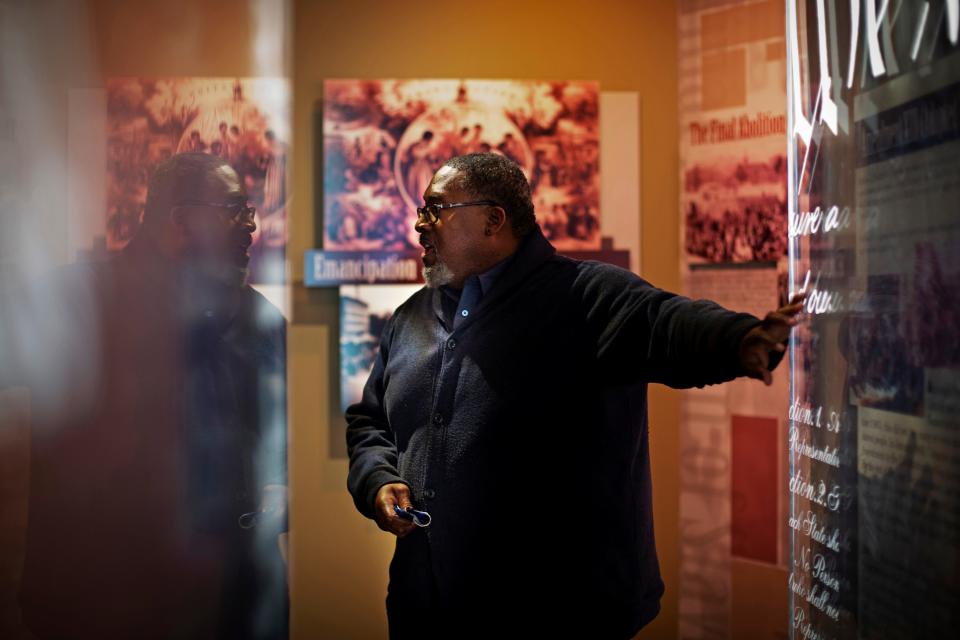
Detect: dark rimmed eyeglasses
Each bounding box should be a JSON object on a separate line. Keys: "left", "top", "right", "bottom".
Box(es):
{"left": 416, "top": 200, "right": 499, "bottom": 225}
{"left": 175, "top": 199, "right": 256, "bottom": 224}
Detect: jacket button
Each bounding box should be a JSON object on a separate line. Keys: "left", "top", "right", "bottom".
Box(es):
{"left": 433, "top": 414, "right": 443, "bottom": 425}
{"left": 424, "top": 489, "right": 436, "bottom": 499}
{"left": 446, "top": 338, "right": 456, "bottom": 350}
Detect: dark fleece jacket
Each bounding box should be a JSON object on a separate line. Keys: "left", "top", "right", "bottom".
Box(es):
{"left": 347, "top": 226, "right": 770, "bottom": 639}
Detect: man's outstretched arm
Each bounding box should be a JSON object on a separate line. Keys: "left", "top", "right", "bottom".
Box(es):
{"left": 578, "top": 262, "right": 802, "bottom": 388}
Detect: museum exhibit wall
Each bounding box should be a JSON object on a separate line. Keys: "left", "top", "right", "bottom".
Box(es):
{"left": 0, "top": 1, "right": 686, "bottom": 639}
{"left": 9, "top": 3, "right": 955, "bottom": 639}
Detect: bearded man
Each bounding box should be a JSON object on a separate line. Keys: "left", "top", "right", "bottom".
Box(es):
{"left": 347, "top": 153, "right": 801, "bottom": 639}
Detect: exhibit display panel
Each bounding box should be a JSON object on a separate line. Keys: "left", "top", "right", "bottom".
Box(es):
{"left": 677, "top": 3, "right": 792, "bottom": 636}
{"left": 787, "top": 2, "right": 960, "bottom": 638}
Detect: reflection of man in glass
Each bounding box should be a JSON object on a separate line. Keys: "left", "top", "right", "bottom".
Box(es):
{"left": 16, "top": 153, "right": 288, "bottom": 639}
{"left": 346, "top": 153, "right": 802, "bottom": 638}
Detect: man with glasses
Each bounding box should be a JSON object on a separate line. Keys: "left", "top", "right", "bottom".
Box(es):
{"left": 16, "top": 153, "right": 288, "bottom": 639}
{"left": 347, "top": 152, "right": 802, "bottom": 638}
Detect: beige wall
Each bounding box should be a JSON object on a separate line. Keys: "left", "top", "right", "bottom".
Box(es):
{"left": 19, "top": 1, "right": 684, "bottom": 637}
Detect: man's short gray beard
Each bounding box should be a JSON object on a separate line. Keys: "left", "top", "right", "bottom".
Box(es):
{"left": 423, "top": 261, "right": 454, "bottom": 288}
{"left": 190, "top": 256, "right": 249, "bottom": 290}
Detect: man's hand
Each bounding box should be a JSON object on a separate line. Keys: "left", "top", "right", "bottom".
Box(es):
{"left": 739, "top": 293, "right": 806, "bottom": 386}
{"left": 260, "top": 484, "right": 288, "bottom": 519}
{"left": 374, "top": 483, "right": 416, "bottom": 538}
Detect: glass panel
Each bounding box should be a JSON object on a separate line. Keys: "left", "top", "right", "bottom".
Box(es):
{"left": 787, "top": 2, "right": 960, "bottom": 638}
{"left": 1, "top": 2, "right": 292, "bottom": 637}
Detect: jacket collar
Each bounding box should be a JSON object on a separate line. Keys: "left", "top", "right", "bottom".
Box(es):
{"left": 431, "top": 225, "right": 556, "bottom": 332}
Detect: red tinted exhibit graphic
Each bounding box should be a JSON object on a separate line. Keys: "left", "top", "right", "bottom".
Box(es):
{"left": 731, "top": 415, "right": 778, "bottom": 564}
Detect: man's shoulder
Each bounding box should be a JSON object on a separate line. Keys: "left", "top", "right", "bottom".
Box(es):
{"left": 241, "top": 285, "right": 287, "bottom": 330}
{"left": 392, "top": 285, "right": 432, "bottom": 316}
{"left": 544, "top": 254, "right": 648, "bottom": 291}
{"left": 48, "top": 257, "right": 113, "bottom": 282}
{"left": 366, "top": 286, "right": 431, "bottom": 347}
{"left": 37, "top": 259, "right": 117, "bottom": 303}
{"left": 577, "top": 258, "right": 643, "bottom": 282}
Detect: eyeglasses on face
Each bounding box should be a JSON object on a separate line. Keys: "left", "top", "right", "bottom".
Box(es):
{"left": 415, "top": 200, "right": 499, "bottom": 225}
{"left": 174, "top": 199, "right": 256, "bottom": 223}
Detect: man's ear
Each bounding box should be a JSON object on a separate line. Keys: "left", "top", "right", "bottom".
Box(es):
{"left": 485, "top": 206, "right": 507, "bottom": 235}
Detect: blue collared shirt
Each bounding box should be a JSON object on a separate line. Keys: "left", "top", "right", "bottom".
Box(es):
{"left": 439, "top": 254, "right": 514, "bottom": 328}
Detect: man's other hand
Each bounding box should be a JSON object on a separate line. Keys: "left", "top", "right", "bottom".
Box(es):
{"left": 260, "top": 484, "right": 288, "bottom": 520}
{"left": 374, "top": 483, "right": 416, "bottom": 538}
{"left": 739, "top": 293, "right": 806, "bottom": 386}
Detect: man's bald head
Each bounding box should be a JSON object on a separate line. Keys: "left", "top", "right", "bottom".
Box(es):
{"left": 137, "top": 152, "right": 253, "bottom": 288}
{"left": 142, "top": 152, "right": 238, "bottom": 229}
